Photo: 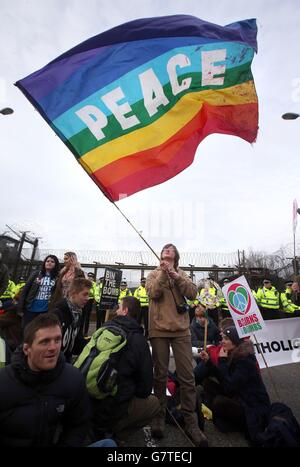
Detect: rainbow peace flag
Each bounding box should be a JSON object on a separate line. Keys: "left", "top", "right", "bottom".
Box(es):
{"left": 16, "top": 15, "right": 258, "bottom": 202}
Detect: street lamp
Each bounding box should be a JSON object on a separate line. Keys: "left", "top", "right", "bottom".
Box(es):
{"left": 282, "top": 112, "right": 300, "bottom": 120}
{"left": 0, "top": 107, "right": 14, "bottom": 115}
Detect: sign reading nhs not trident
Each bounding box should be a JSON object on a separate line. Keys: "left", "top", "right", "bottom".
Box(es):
{"left": 222, "top": 275, "right": 265, "bottom": 338}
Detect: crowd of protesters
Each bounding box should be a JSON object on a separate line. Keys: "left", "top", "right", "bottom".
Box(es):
{"left": 0, "top": 247, "right": 299, "bottom": 447}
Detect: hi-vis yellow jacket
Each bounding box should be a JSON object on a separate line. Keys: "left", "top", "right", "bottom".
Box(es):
{"left": 280, "top": 288, "right": 300, "bottom": 314}
{"left": 134, "top": 286, "right": 149, "bottom": 307}
{"left": 256, "top": 286, "right": 279, "bottom": 310}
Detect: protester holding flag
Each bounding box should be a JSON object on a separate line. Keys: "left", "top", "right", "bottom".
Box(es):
{"left": 146, "top": 244, "right": 208, "bottom": 447}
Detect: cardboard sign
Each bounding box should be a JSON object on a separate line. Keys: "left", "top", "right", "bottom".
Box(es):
{"left": 99, "top": 267, "right": 122, "bottom": 309}
{"left": 222, "top": 275, "right": 265, "bottom": 338}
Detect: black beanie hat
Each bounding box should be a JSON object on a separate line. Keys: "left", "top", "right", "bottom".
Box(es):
{"left": 223, "top": 326, "right": 243, "bottom": 346}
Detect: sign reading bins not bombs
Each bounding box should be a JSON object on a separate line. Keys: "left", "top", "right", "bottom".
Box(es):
{"left": 222, "top": 275, "right": 265, "bottom": 338}
{"left": 99, "top": 268, "right": 123, "bottom": 309}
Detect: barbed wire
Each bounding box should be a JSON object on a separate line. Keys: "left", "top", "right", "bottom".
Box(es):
{"left": 21, "top": 248, "right": 239, "bottom": 267}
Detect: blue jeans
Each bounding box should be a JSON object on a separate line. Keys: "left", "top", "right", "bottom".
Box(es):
{"left": 88, "top": 439, "right": 117, "bottom": 447}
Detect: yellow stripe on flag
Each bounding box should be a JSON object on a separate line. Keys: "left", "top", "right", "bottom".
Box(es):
{"left": 81, "top": 81, "right": 257, "bottom": 174}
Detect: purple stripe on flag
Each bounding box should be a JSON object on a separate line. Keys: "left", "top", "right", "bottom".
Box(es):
{"left": 19, "top": 46, "right": 109, "bottom": 102}
{"left": 16, "top": 15, "right": 257, "bottom": 102}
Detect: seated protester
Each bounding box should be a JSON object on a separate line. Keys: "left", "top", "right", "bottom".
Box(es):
{"left": 190, "top": 304, "right": 220, "bottom": 350}
{"left": 200, "top": 327, "right": 270, "bottom": 444}
{"left": 193, "top": 317, "right": 233, "bottom": 385}
{"left": 90, "top": 296, "right": 160, "bottom": 445}
{"left": 52, "top": 278, "right": 92, "bottom": 362}
{"left": 0, "top": 313, "right": 91, "bottom": 446}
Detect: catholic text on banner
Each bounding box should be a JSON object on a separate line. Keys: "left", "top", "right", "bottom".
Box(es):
{"left": 16, "top": 15, "right": 258, "bottom": 202}
{"left": 222, "top": 275, "right": 265, "bottom": 338}
{"left": 189, "top": 318, "right": 300, "bottom": 368}
{"left": 250, "top": 318, "right": 300, "bottom": 369}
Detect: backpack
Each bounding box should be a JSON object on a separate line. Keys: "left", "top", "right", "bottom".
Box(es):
{"left": 74, "top": 323, "right": 127, "bottom": 400}
{"left": 257, "top": 402, "right": 300, "bottom": 447}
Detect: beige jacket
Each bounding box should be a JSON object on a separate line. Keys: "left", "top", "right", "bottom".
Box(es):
{"left": 146, "top": 267, "right": 197, "bottom": 338}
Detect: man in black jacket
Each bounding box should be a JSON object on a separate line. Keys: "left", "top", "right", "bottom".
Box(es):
{"left": 0, "top": 313, "right": 91, "bottom": 446}
{"left": 52, "top": 277, "right": 92, "bottom": 362}
{"left": 91, "top": 296, "right": 160, "bottom": 444}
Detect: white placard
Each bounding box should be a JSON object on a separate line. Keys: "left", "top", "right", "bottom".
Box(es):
{"left": 222, "top": 275, "right": 265, "bottom": 338}
{"left": 251, "top": 317, "right": 300, "bottom": 368}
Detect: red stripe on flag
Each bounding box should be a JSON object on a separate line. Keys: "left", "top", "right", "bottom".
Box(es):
{"left": 91, "top": 102, "right": 258, "bottom": 201}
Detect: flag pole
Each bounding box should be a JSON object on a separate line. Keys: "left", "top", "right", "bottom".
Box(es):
{"left": 112, "top": 201, "right": 160, "bottom": 261}
{"left": 294, "top": 231, "right": 297, "bottom": 275}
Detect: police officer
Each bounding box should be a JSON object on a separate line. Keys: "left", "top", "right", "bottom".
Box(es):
{"left": 256, "top": 278, "right": 280, "bottom": 320}
{"left": 118, "top": 280, "right": 132, "bottom": 303}
{"left": 134, "top": 277, "right": 149, "bottom": 337}
{"left": 82, "top": 272, "right": 98, "bottom": 336}
{"left": 219, "top": 278, "right": 231, "bottom": 319}
{"left": 0, "top": 277, "right": 16, "bottom": 311}
{"left": 280, "top": 279, "right": 300, "bottom": 317}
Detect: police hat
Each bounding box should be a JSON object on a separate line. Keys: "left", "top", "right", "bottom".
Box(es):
{"left": 284, "top": 279, "right": 293, "bottom": 286}
{"left": 263, "top": 278, "right": 272, "bottom": 283}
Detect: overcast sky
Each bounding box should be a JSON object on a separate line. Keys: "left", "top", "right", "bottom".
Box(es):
{"left": 1, "top": 0, "right": 300, "bottom": 258}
